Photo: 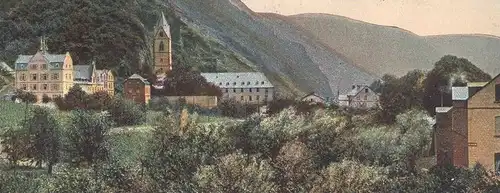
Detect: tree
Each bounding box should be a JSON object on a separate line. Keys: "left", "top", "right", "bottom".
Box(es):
{"left": 423, "top": 55, "right": 491, "bottom": 115}
{"left": 14, "top": 89, "right": 37, "bottom": 104}
{"left": 23, "top": 107, "right": 61, "bottom": 173}
{"left": 108, "top": 96, "right": 146, "bottom": 127}
{"left": 63, "top": 85, "right": 91, "bottom": 110}
{"left": 266, "top": 97, "right": 295, "bottom": 115}
{"left": 42, "top": 94, "right": 52, "bottom": 103}
{"left": 274, "top": 141, "right": 316, "bottom": 192}
{"left": 157, "top": 65, "right": 222, "bottom": 97}
{"left": 87, "top": 91, "right": 112, "bottom": 111}
{"left": 66, "top": 110, "right": 112, "bottom": 166}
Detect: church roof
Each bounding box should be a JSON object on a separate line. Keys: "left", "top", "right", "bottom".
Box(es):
{"left": 201, "top": 72, "right": 274, "bottom": 88}
{"left": 156, "top": 12, "right": 171, "bottom": 38}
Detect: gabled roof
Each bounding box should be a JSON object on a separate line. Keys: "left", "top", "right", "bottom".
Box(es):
{"left": 201, "top": 72, "right": 274, "bottom": 88}
{"left": 127, "top": 74, "right": 150, "bottom": 85}
{"left": 467, "top": 73, "right": 500, "bottom": 101}
{"left": 301, "top": 92, "right": 325, "bottom": 100}
{"left": 15, "top": 54, "right": 66, "bottom": 64}
{"left": 74, "top": 65, "right": 93, "bottom": 81}
{"left": 156, "top": 12, "right": 171, "bottom": 38}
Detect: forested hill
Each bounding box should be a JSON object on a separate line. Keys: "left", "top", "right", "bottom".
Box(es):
{"left": 0, "top": 0, "right": 253, "bottom": 92}
{"left": 0, "top": 0, "right": 381, "bottom": 98}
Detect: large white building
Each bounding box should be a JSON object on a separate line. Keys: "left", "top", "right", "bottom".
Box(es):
{"left": 201, "top": 72, "right": 275, "bottom": 104}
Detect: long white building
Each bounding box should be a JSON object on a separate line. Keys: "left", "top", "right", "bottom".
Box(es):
{"left": 201, "top": 72, "right": 275, "bottom": 104}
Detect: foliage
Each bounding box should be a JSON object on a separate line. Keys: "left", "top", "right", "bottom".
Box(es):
{"left": 65, "top": 110, "right": 112, "bottom": 166}
{"left": 194, "top": 152, "right": 279, "bottom": 193}
{"left": 23, "top": 107, "right": 61, "bottom": 173}
{"left": 87, "top": 91, "right": 113, "bottom": 111}
{"left": 0, "top": 171, "right": 47, "bottom": 193}
{"left": 376, "top": 70, "right": 426, "bottom": 124}
{"left": 310, "top": 160, "right": 390, "bottom": 193}
{"left": 423, "top": 55, "right": 491, "bottom": 115}
{"left": 60, "top": 85, "right": 91, "bottom": 111}
{"left": 0, "top": 127, "right": 32, "bottom": 166}
{"left": 41, "top": 94, "right": 52, "bottom": 103}
{"left": 14, "top": 89, "right": 37, "bottom": 103}
{"left": 266, "top": 97, "right": 295, "bottom": 115}
{"left": 274, "top": 140, "right": 316, "bottom": 192}
{"left": 153, "top": 65, "right": 223, "bottom": 97}
{"left": 219, "top": 98, "right": 259, "bottom": 118}
{"left": 108, "top": 96, "right": 146, "bottom": 127}
{"left": 47, "top": 167, "right": 108, "bottom": 193}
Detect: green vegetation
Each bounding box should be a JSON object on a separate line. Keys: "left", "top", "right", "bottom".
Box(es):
{"left": 0, "top": 101, "right": 32, "bottom": 129}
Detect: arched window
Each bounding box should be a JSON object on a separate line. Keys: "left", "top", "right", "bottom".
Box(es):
{"left": 159, "top": 32, "right": 165, "bottom": 37}
{"left": 159, "top": 41, "right": 165, "bottom": 51}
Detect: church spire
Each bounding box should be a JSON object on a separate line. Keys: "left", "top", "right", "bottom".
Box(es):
{"left": 156, "top": 12, "right": 171, "bottom": 38}
{"left": 39, "top": 36, "right": 49, "bottom": 53}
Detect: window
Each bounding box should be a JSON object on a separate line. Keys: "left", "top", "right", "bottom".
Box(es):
{"left": 496, "top": 84, "right": 500, "bottom": 101}
{"left": 20, "top": 74, "right": 26, "bottom": 81}
{"left": 160, "top": 32, "right": 165, "bottom": 37}
{"left": 233, "top": 89, "right": 236, "bottom": 93}
{"left": 247, "top": 81, "right": 250, "bottom": 85}
{"left": 41, "top": 74, "right": 48, "bottom": 80}
{"left": 241, "top": 88, "right": 244, "bottom": 92}
{"left": 31, "top": 74, "right": 37, "bottom": 81}
{"left": 265, "top": 88, "right": 269, "bottom": 93}
{"left": 255, "top": 81, "right": 259, "bottom": 85}
{"left": 159, "top": 41, "right": 165, "bottom": 51}
{"left": 364, "top": 95, "right": 368, "bottom": 100}
{"left": 233, "top": 82, "right": 236, "bottom": 85}
{"left": 42, "top": 84, "right": 48, "bottom": 90}
{"left": 249, "top": 96, "right": 252, "bottom": 101}
{"left": 365, "top": 88, "right": 369, "bottom": 93}
{"left": 496, "top": 153, "right": 500, "bottom": 175}
{"left": 31, "top": 84, "right": 37, "bottom": 90}
{"left": 352, "top": 85, "right": 356, "bottom": 89}
{"left": 52, "top": 84, "right": 59, "bottom": 91}
{"left": 249, "top": 88, "right": 252, "bottom": 92}
{"left": 241, "top": 82, "right": 245, "bottom": 85}
{"left": 52, "top": 73, "right": 59, "bottom": 80}
{"left": 256, "top": 95, "right": 260, "bottom": 101}
{"left": 226, "top": 82, "right": 230, "bottom": 86}
{"left": 42, "top": 64, "right": 47, "bottom": 70}
{"left": 30, "top": 64, "right": 37, "bottom": 70}
{"left": 225, "top": 89, "right": 228, "bottom": 93}
{"left": 219, "top": 82, "right": 222, "bottom": 85}
{"left": 241, "top": 96, "right": 244, "bottom": 101}
{"left": 256, "top": 88, "right": 260, "bottom": 92}
{"left": 21, "top": 84, "right": 27, "bottom": 90}
{"left": 261, "top": 81, "right": 264, "bottom": 85}
{"left": 496, "top": 116, "right": 500, "bottom": 136}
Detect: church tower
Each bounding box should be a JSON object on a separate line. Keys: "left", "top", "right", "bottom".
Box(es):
{"left": 153, "top": 12, "right": 172, "bottom": 76}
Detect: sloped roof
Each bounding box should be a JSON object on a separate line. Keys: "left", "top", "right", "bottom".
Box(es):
{"left": 467, "top": 82, "right": 488, "bottom": 87}
{"left": 301, "top": 92, "right": 325, "bottom": 100}
{"left": 14, "top": 54, "right": 65, "bottom": 64}
{"left": 157, "top": 12, "right": 171, "bottom": 38}
{"left": 452, "top": 87, "right": 469, "bottom": 101}
{"left": 127, "top": 74, "right": 150, "bottom": 85}
{"left": 0, "top": 62, "right": 13, "bottom": 72}
{"left": 201, "top": 72, "right": 274, "bottom": 88}
{"left": 74, "top": 65, "right": 92, "bottom": 81}
{"left": 435, "top": 107, "right": 453, "bottom": 113}
{"left": 346, "top": 85, "right": 371, "bottom": 96}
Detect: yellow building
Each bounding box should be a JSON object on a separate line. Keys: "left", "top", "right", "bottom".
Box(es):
{"left": 15, "top": 37, "right": 74, "bottom": 102}
{"left": 14, "top": 37, "right": 114, "bottom": 102}
{"left": 153, "top": 12, "right": 172, "bottom": 76}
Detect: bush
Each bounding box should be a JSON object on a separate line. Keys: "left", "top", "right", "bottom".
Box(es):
{"left": 219, "top": 99, "right": 258, "bottom": 118}
{"left": 41, "top": 94, "right": 52, "bottom": 103}
{"left": 108, "top": 96, "right": 146, "bottom": 127}
{"left": 87, "top": 91, "right": 113, "bottom": 111}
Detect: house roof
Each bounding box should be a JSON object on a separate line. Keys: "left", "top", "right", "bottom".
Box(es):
{"left": 301, "top": 92, "right": 325, "bottom": 100}
{"left": 452, "top": 87, "right": 469, "bottom": 101}
{"left": 467, "top": 73, "right": 500, "bottom": 101}
{"left": 127, "top": 74, "right": 150, "bottom": 85}
{"left": 200, "top": 72, "right": 274, "bottom": 88}
{"left": 0, "top": 62, "right": 13, "bottom": 72}
{"left": 15, "top": 54, "right": 66, "bottom": 64}
{"left": 435, "top": 107, "right": 453, "bottom": 113}
{"left": 156, "top": 12, "right": 171, "bottom": 38}
{"left": 73, "top": 65, "right": 94, "bottom": 81}
{"left": 467, "top": 82, "right": 488, "bottom": 87}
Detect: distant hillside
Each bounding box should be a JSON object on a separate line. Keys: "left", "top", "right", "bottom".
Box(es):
{"left": 168, "top": 0, "right": 378, "bottom": 97}
{"left": 288, "top": 13, "right": 500, "bottom": 77}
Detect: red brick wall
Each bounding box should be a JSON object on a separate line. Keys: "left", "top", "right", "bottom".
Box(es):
{"left": 451, "top": 100, "right": 468, "bottom": 167}
{"left": 436, "top": 109, "right": 453, "bottom": 166}
{"left": 124, "top": 79, "right": 147, "bottom": 104}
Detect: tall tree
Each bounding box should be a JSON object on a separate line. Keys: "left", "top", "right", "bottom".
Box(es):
{"left": 423, "top": 55, "right": 491, "bottom": 115}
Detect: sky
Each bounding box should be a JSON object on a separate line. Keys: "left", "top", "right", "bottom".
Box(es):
{"left": 241, "top": 0, "right": 500, "bottom": 37}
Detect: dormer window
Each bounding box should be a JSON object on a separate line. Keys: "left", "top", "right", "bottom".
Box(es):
{"left": 233, "top": 82, "right": 236, "bottom": 85}
{"left": 241, "top": 82, "right": 244, "bottom": 85}
{"left": 365, "top": 88, "right": 369, "bottom": 93}
{"left": 247, "top": 81, "right": 250, "bottom": 85}
{"left": 352, "top": 85, "right": 356, "bottom": 89}
{"left": 261, "top": 81, "right": 264, "bottom": 85}
{"left": 226, "top": 82, "right": 229, "bottom": 86}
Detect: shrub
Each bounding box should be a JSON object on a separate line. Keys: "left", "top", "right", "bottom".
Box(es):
{"left": 63, "top": 85, "right": 91, "bottom": 110}
{"left": 108, "top": 96, "right": 146, "bottom": 127}
{"left": 219, "top": 99, "right": 258, "bottom": 118}
{"left": 88, "top": 91, "right": 113, "bottom": 111}
{"left": 41, "top": 94, "right": 52, "bottom": 103}
{"left": 53, "top": 96, "right": 68, "bottom": 111}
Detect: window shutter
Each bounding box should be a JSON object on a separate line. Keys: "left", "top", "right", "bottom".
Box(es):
{"left": 496, "top": 116, "right": 500, "bottom": 135}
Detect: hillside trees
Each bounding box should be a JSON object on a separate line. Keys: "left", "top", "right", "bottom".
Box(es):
{"left": 423, "top": 55, "right": 491, "bottom": 115}
{"left": 154, "top": 65, "right": 223, "bottom": 97}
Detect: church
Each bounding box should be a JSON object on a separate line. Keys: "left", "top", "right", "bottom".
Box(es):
{"left": 149, "top": 12, "right": 275, "bottom": 104}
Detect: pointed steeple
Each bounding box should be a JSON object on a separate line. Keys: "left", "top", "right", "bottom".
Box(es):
{"left": 39, "top": 36, "right": 49, "bottom": 53}
{"left": 156, "top": 12, "right": 171, "bottom": 38}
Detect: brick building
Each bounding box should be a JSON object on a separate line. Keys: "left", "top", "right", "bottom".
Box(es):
{"left": 435, "top": 79, "right": 500, "bottom": 173}
{"left": 124, "top": 74, "right": 151, "bottom": 105}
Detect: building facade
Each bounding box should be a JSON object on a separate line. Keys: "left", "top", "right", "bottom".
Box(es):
{"left": 14, "top": 38, "right": 74, "bottom": 102}
{"left": 201, "top": 72, "right": 275, "bottom": 104}
{"left": 153, "top": 12, "right": 172, "bottom": 76}
{"left": 14, "top": 37, "right": 114, "bottom": 102}
{"left": 338, "top": 85, "right": 379, "bottom": 109}
{"left": 73, "top": 61, "right": 115, "bottom": 96}
{"left": 124, "top": 74, "right": 151, "bottom": 105}
{"left": 435, "top": 79, "right": 500, "bottom": 173}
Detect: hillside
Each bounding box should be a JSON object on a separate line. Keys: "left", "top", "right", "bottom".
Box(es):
{"left": 288, "top": 13, "right": 500, "bottom": 77}
{"left": 167, "top": 0, "right": 377, "bottom": 97}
